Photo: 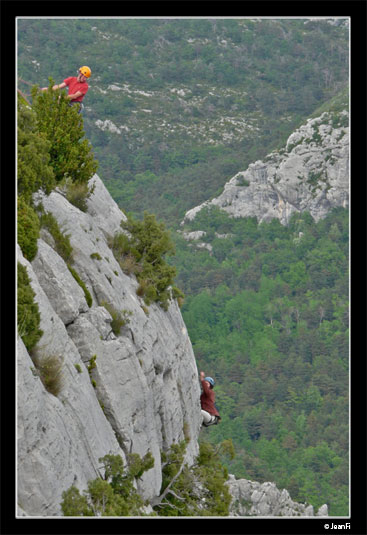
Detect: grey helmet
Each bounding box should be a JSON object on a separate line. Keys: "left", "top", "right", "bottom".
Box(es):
{"left": 205, "top": 377, "right": 215, "bottom": 387}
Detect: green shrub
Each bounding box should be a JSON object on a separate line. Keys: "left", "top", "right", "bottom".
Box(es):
{"left": 67, "top": 264, "right": 93, "bottom": 307}
{"left": 17, "top": 101, "right": 55, "bottom": 203}
{"left": 87, "top": 355, "right": 98, "bottom": 388}
{"left": 61, "top": 441, "right": 233, "bottom": 517}
{"left": 121, "top": 212, "right": 175, "bottom": 265}
{"left": 31, "top": 81, "right": 98, "bottom": 184}
{"left": 17, "top": 262, "right": 43, "bottom": 352}
{"left": 88, "top": 355, "right": 97, "bottom": 374}
{"left": 102, "top": 302, "right": 132, "bottom": 335}
{"left": 121, "top": 253, "right": 142, "bottom": 276}
{"left": 61, "top": 486, "right": 92, "bottom": 516}
{"left": 236, "top": 176, "right": 250, "bottom": 187}
{"left": 35, "top": 354, "right": 64, "bottom": 396}
{"left": 59, "top": 177, "right": 95, "bottom": 212}
{"left": 17, "top": 196, "right": 40, "bottom": 261}
{"left": 109, "top": 234, "right": 141, "bottom": 275}
{"left": 39, "top": 210, "right": 74, "bottom": 263}
{"left": 141, "top": 305, "right": 150, "bottom": 316}
{"left": 109, "top": 232, "right": 131, "bottom": 257}
{"left": 74, "top": 363, "right": 82, "bottom": 373}
{"left": 18, "top": 81, "right": 97, "bottom": 222}
{"left": 155, "top": 440, "right": 232, "bottom": 516}
{"left": 172, "top": 286, "right": 185, "bottom": 308}
{"left": 110, "top": 212, "right": 181, "bottom": 310}
{"left": 136, "top": 279, "right": 148, "bottom": 297}
{"left": 61, "top": 453, "right": 154, "bottom": 516}
{"left": 183, "top": 421, "right": 191, "bottom": 442}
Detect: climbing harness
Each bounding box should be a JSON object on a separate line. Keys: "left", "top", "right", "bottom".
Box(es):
{"left": 68, "top": 101, "right": 84, "bottom": 114}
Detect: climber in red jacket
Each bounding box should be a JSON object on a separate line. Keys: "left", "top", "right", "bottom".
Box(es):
{"left": 40, "top": 66, "right": 91, "bottom": 113}
{"left": 200, "top": 371, "right": 221, "bottom": 427}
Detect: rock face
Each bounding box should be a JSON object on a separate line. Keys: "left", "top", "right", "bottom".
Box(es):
{"left": 17, "top": 174, "right": 329, "bottom": 517}
{"left": 184, "top": 111, "right": 349, "bottom": 225}
{"left": 17, "top": 174, "right": 201, "bottom": 516}
{"left": 227, "top": 476, "right": 328, "bottom": 517}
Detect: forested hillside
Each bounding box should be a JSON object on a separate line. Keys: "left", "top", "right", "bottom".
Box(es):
{"left": 18, "top": 18, "right": 349, "bottom": 516}
{"left": 18, "top": 18, "right": 349, "bottom": 226}
{"left": 171, "top": 206, "right": 349, "bottom": 515}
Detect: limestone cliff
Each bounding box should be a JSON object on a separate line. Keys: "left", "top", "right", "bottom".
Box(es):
{"left": 17, "top": 174, "right": 328, "bottom": 517}
{"left": 17, "top": 174, "right": 201, "bottom": 516}
{"left": 184, "top": 110, "right": 349, "bottom": 226}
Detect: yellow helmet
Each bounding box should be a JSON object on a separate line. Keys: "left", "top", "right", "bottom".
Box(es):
{"left": 79, "top": 66, "right": 91, "bottom": 78}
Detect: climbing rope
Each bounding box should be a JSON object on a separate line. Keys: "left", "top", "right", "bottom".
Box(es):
{"left": 17, "top": 77, "right": 42, "bottom": 105}
{"left": 18, "top": 77, "right": 34, "bottom": 89}
{"left": 17, "top": 88, "right": 31, "bottom": 106}
{"left": 17, "top": 77, "right": 32, "bottom": 102}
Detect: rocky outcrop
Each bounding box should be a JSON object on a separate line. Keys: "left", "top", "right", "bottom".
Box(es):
{"left": 227, "top": 476, "right": 328, "bottom": 517}
{"left": 17, "top": 174, "right": 201, "bottom": 516}
{"left": 184, "top": 111, "right": 349, "bottom": 226}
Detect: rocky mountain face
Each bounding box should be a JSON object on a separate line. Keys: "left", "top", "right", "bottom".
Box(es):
{"left": 17, "top": 175, "right": 328, "bottom": 517}
{"left": 184, "top": 110, "right": 349, "bottom": 226}
{"left": 17, "top": 175, "right": 201, "bottom": 516}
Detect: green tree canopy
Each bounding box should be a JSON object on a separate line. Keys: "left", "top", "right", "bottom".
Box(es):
{"left": 17, "top": 101, "right": 55, "bottom": 202}
{"left": 31, "top": 80, "right": 98, "bottom": 184}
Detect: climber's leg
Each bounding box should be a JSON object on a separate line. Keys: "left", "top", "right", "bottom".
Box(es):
{"left": 201, "top": 409, "right": 216, "bottom": 427}
{"left": 201, "top": 410, "right": 212, "bottom": 425}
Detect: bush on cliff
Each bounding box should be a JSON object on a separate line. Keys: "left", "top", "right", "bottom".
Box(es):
{"left": 17, "top": 101, "right": 55, "bottom": 204}
{"left": 34, "top": 354, "right": 65, "bottom": 397}
{"left": 38, "top": 209, "right": 74, "bottom": 263}
{"left": 17, "top": 80, "right": 97, "bottom": 264}
{"left": 17, "top": 196, "right": 40, "bottom": 262}
{"left": 111, "top": 211, "right": 183, "bottom": 310}
{"left": 31, "top": 80, "right": 98, "bottom": 185}
{"left": 153, "top": 440, "right": 233, "bottom": 516}
{"left": 17, "top": 262, "right": 43, "bottom": 352}
{"left": 61, "top": 452, "right": 154, "bottom": 516}
{"left": 61, "top": 441, "right": 233, "bottom": 516}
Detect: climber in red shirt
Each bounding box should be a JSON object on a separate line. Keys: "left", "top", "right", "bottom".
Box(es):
{"left": 40, "top": 66, "right": 91, "bottom": 113}
{"left": 200, "top": 371, "right": 221, "bottom": 427}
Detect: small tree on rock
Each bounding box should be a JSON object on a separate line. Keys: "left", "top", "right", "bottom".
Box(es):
{"left": 31, "top": 80, "right": 98, "bottom": 185}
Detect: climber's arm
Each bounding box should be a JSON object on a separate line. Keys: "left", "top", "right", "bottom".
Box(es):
{"left": 41, "top": 82, "right": 67, "bottom": 91}
{"left": 65, "top": 91, "right": 83, "bottom": 100}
